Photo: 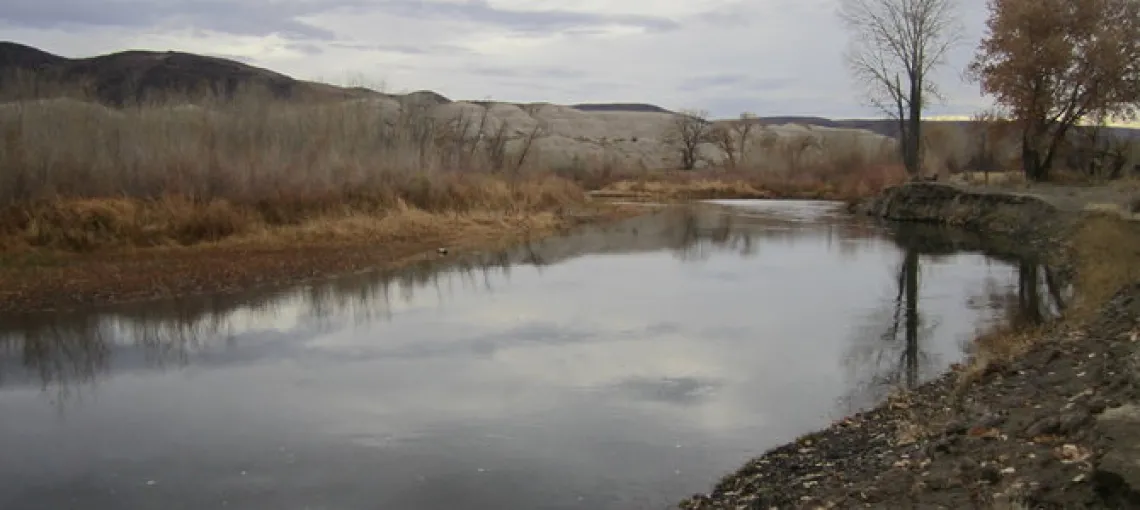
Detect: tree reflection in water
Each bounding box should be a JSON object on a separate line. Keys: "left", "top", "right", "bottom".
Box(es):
{"left": 839, "top": 224, "right": 1069, "bottom": 415}
{"left": 4, "top": 207, "right": 1057, "bottom": 417}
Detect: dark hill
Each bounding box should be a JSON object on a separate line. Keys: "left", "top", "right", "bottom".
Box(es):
{"left": 0, "top": 41, "right": 67, "bottom": 69}
{"left": 571, "top": 103, "right": 674, "bottom": 114}
{"left": 0, "top": 41, "right": 383, "bottom": 105}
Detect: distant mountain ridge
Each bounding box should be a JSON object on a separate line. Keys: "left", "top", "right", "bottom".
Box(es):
{"left": 2, "top": 41, "right": 1136, "bottom": 141}
{"left": 570, "top": 103, "right": 675, "bottom": 114}
{"left": 0, "top": 41, "right": 391, "bottom": 105}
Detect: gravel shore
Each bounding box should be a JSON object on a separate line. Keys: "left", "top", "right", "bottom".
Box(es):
{"left": 680, "top": 183, "right": 1140, "bottom": 509}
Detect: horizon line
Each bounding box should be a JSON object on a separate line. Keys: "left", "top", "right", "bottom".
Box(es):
{"left": 926, "top": 114, "right": 1140, "bottom": 129}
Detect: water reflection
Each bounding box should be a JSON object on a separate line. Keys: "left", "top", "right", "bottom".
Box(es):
{"left": 0, "top": 205, "right": 866, "bottom": 401}
{"left": 0, "top": 201, "right": 1059, "bottom": 510}
{"left": 841, "top": 224, "right": 1069, "bottom": 412}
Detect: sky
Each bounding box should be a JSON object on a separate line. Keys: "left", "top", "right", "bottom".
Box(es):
{"left": 0, "top": 0, "right": 1002, "bottom": 119}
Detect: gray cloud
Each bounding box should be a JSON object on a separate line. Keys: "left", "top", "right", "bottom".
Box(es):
{"left": 678, "top": 74, "right": 796, "bottom": 93}
{"left": 0, "top": 0, "right": 348, "bottom": 39}
{"left": 284, "top": 42, "right": 324, "bottom": 56}
{"left": 465, "top": 65, "right": 525, "bottom": 78}
{"left": 363, "top": 0, "right": 681, "bottom": 34}
{"left": 329, "top": 41, "right": 472, "bottom": 56}
{"left": 0, "top": 0, "right": 1006, "bottom": 119}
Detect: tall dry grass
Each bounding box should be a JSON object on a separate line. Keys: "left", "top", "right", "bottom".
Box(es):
{"left": 590, "top": 128, "right": 908, "bottom": 202}
{"left": 0, "top": 78, "right": 585, "bottom": 251}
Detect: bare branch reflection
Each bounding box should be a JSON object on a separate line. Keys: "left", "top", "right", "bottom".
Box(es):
{"left": 840, "top": 247, "right": 941, "bottom": 413}
{"left": 840, "top": 223, "right": 1072, "bottom": 416}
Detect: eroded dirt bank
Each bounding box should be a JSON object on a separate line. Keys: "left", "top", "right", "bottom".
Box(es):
{"left": 680, "top": 183, "right": 1140, "bottom": 509}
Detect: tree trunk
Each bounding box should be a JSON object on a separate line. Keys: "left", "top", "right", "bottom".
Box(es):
{"left": 907, "top": 77, "right": 923, "bottom": 179}
{"left": 1021, "top": 130, "right": 1049, "bottom": 182}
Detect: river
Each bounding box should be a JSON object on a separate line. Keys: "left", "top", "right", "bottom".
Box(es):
{"left": 0, "top": 200, "right": 1062, "bottom": 510}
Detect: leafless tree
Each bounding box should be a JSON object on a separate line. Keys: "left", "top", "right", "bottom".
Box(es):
{"left": 966, "top": 109, "right": 1014, "bottom": 182}
{"left": 839, "top": 0, "right": 963, "bottom": 179}
{"left": 709, "top": 125, "right": 738, "bottom": 168}
{"left": 511, "top": 121, "right": 549, "bottom": 175}
{"left": 734, "top": 112, "right": 758, "bottom": 165}
{"left": 711, "top": 112, "right": 759, "bottom": 168}
{"left": 664, "top": 109, "right": 713, "bottom": 170}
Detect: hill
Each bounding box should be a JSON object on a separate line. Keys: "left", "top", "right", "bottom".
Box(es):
{"left": 571, "top": 103, "right": 675, "bottom": 114}
{"left": 4, "top": 41, "right": 1133, "bottom": 176}
{"left": 0, "top": 41, "right": 383, "bottom": 105}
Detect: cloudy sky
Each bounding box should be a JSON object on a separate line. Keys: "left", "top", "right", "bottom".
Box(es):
{"left": 1, "top": 0, "right": 995, "bottom": 119}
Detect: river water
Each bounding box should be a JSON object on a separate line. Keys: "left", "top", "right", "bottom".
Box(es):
{"left": 0, "top": 200, "right": 1060, "bottom": 510}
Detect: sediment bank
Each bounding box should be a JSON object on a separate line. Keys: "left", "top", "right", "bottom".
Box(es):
{"left": 679, "top": 183, "right": 1140, "bottom": 509}
{"left": 0, "top": 203, "right": 642, "bottom": 314}
{"left": 856, "top": 182, "right": 1075, "bottom": 264}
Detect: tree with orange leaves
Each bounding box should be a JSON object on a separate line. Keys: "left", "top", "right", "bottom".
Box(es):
{"left": 968, "top": 0, "right": 1140, "bottom": 182}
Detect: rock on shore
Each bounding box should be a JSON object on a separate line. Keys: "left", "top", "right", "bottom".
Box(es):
{"left": 679, "top": 183, "right": 1140, "bottom": 509}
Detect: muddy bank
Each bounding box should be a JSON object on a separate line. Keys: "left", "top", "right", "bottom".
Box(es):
{"left": 855, "top": 183, "right": 1075, "bottom": 260}
{"left": 0, "top": 205, "right": 641, "bottom": 314}
{"left": 680, "top": 184, "right": 1140, "bottom": 509}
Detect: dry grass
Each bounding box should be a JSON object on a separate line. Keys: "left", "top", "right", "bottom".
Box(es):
{"left": 0, "top": 174, "right": 584, "bottom": 252}
{"left": 564, "top": 120, "right": 909, "bottom": 202}
{"left": 955, "top": 212, "right": 1140, "bottom": 395}
{"left": 955, "top": 324, "right": 1044, "bottom": 399}
{"left": 1067, "top": 213, "right": 1140, "bottom": 321}
{"left": 591, "top": 174, "right": 771, "bottom": 201}
{"left": 0, "top": 82, "right": 594, "bottom": 252}
{"left": 592, "top": 164, "right": 909, "bottom": 203}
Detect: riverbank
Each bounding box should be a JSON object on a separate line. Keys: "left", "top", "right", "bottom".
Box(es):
{"left": 0, "top": 175, "right": 898, "bottom": 314}
{"left": 679, "top": 182, "right": 1140, "bottom": 509}
{"left": 0, "top": 199, "right": 644, "bottom": 313}
{"left": 588, "top": 165, "right": 907, "bottom": 203}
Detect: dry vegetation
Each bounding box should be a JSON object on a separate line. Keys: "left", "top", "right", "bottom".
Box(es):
{"left": 0, "top": 82, "right": 591, "bottom": 253}
{"left": 0, "top": 73, "right": 912, "bottom": 255}
{"left": 1067, "top": 213, "right": 1140, "bottom": 320}
{"left": 599, "top": 115, "right": 909, "bottom": 203}
{"left": 953, "top": 212, "right": 1140, "bottom": 401}
{"left": 0, "top": 70, "right": 915, "bottom": 309}
{"left": 593, "top": 163, "right": 907, "bottom": 203}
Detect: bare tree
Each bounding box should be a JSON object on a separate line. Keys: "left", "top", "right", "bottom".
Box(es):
{"left": 511, "top": 121, "right": 549, "bottom": 176}
{"left": 966, "top": 109, "right": 1013, "bottom": 183}
{"left": 839, "top": 0, "right": 963, "bottom": 179}
{"left": 664, "top": 109, "right": 712, "bottom": 170}
{"left": 709, "top": 125, "right": 738, "bottom": 168}
{"left": 709, "top": 113, "right": 759, "bottom": 169}
{"left": 734, "top": 112, "right": 758, "bottom": 165}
